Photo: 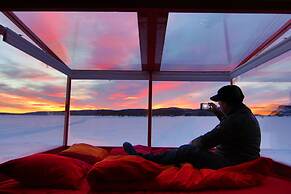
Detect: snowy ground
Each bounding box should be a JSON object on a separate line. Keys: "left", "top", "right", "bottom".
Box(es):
{"left": 0, "top": 115, "right": 290, "bottom": 165}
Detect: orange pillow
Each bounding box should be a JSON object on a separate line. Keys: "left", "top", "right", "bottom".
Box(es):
{"left": 0, "top": 153, "right": 91, "bottom": 189}
{"left": 60, "top": 143, "right": 109, "bottom": 164}
{"left": 87, "top": 155, "right": 163, "bottom": 183}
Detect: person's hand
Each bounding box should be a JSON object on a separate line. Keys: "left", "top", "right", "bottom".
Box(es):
{"left": 208, "top": 102, "right": 219, "bottom": 113}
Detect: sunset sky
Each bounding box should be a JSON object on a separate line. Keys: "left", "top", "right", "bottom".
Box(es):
{"left": 0, "top": 12, "right": 290, "bottom": 115}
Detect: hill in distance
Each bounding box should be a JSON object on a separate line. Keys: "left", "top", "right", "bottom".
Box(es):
{"left": 270, "top": 105, "right": 291, "bottom": 116}
{"left": 3, "top": 105, "right": 290, "bottom": 116}
{"left": 1, "top": 107, "right": 215, "bottom": 116}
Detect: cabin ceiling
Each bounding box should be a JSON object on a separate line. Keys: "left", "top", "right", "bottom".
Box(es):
{"left": 0, "top": 2, "right": 290, "bottom": 81}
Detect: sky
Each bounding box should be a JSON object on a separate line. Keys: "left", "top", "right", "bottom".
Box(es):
{"left": 14, "top": 12, "right": 141, "bottom": 70}
{"left": 0, "top": 12, "right": 290, "bottom": 115}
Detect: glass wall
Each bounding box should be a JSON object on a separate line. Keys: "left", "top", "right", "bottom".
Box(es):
{"left": 161, "top": 13, "right": 289, "bottom": 71}
{"left": 152, "top": 81, "right": 229, "bottom": 147}
{"left": 256, "top": 29, "right": 291, "bottom": 57}
{"left": 234, "top": 50, "right": 291, "bottom": 164}
{"left": 69, "top": 80, "right": 148, "bottom": 146}
{"left": 0, "top": 38, "right": 66, "bottom": 163}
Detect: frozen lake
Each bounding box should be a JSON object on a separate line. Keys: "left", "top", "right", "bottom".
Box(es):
{"left": 0, "top": 115, "right": 290, "bottom": 165}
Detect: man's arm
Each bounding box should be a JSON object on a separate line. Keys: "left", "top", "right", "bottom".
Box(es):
{"left": 190, "top": 118, "right": 233, "bottom": 150}
{"left": 209, "top": 103, "right": 226, "bottom": 121}
{"left": 213, "top": 109, "right": 226, "bottom": 121}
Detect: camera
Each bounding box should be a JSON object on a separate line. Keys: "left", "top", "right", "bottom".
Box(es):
{"left": 200, "top": 103, "right": 210, "bottom": 110}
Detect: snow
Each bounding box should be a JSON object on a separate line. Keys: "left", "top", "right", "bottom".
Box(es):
{"left": 0, "top": 115, "right": 290, "bottom": 165}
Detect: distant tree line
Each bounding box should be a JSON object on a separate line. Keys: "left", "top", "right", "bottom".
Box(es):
{"left": 1, "top": 107, "right": 215, "bottom": 116}
{"left": 1, "top": 105, "right": 290, "bottom": 116}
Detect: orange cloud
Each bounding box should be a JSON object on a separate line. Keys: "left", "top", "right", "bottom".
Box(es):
{"left": 0, "top": 92, "right": 65, "bottom": 113}
{"left": 249, "top": 104, "right": 280, "bottom": 115}
{"left": 153, "top": 93, "right": 198, "bottom": 109}
{"left": 70, "top": 105, "right": 109, "bottom": 111}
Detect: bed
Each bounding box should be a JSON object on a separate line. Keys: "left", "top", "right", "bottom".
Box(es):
{"left": 0, "top": 145, "right": 290, "bottom": 194}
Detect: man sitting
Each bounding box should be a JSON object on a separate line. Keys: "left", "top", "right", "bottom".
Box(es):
{"left": 123, "top": 85, "right": 261, "bottom": 169}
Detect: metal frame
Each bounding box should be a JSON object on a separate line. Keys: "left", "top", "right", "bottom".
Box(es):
{"left": 71, "top": 70, "right": 149, "bottom": 80}
{"left": 0, "top": 25, "right": 71, "bottom": 75}
{"left": 230, "top": 79, "right": 234, "bottom": 85}
{"left": 71, "top": 70, "right": 232, "bottom": 81}
{"left": 231, "top": 36, "right": 291, "bottom": 78}
{"left": 63, "top": 76, "right": 71, "bottom": 146}
{"left": 152, "top": 71, "right": 231, "bottom": 82}
{"left": 138, "top": 11, "right": 168, "bottom": 71}
{"left": 2, "top": 11, "right": 66, "bottom": 65}
{"left": 236, "top": 19, "right": 291, "bottom": 68}
{"left": 147, "top": 72, "right": 153, "bottom": 147}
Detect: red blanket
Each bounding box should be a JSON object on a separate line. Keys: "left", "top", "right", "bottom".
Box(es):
{"left": 1, "top": 145, "right": 291, "bottom": 193}
{"left": 88, "top": 155, "right": 291, "bottom": 191}
{"left": 156, "top": 157, "right": 291, "bottom": 191}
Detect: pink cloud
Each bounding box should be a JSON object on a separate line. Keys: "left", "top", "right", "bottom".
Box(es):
{"left": 153, "top": 82, "right": 184, "bottom": 94}
{"left": 16, "top": 12, "right": 140, "bottom": 70}
{"left": 84, "top": 13, "right": 140, "bottom": 70}
{"left": 108, "top": 92, "right": 128, "bottom": 100}
{"left": 17, "top": 12, "right": 71, "bottom": 64}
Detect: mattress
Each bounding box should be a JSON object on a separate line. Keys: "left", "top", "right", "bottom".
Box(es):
{"left": 0, "top": 146, "right": 290, "bottom": 193}
{"left": 0, "top": 176, "right": 291, "bottom": 194}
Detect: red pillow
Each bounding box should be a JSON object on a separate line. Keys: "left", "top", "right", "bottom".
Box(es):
{"left": 87, "top": 155, "right": 163, "bottom": 183}
{"left": 0, "top": 153, "right": 91, "bottom": 189}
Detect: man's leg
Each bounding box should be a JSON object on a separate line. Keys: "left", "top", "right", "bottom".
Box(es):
{"left": 175, "top": 144, "right": 231, "bottom": 169}
{"left": 141, "top": 145, "right": 231, "bottom": 169}
{"left": 123, "top": 142, "right": 230, "bottom": 168}
{"left": 123, "top": 143, "right": 207, "bottom": 165}
{"left": 141, "top": 149, "right": 178, "bottom": 165}
{"left": 123, "top": 142, "right": 178, "bottom": 165}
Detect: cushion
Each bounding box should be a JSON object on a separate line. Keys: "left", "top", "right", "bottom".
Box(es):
{"left": 59, "top": 143, "right": 109, "bottom": 164}
{"left": 0, "top": 153, "right": 91, "bottom": 189}
{"left": 87, "top": 155, "right": 163, "bottom": 183}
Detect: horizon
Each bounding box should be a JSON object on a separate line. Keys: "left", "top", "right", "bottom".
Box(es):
{"left": 0, "top": 105, "right": 289, "bottom": 116}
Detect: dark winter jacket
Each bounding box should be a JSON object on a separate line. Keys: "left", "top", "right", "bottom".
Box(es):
{"left": 191, "top": 103, "right": 261, "bottom": 164}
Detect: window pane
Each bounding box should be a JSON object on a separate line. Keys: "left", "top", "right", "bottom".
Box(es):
{"left": 161, "top": 13, "right": 290, "bottom": 71}
{"left": 69, "top": 80, "right": 148, "bottom": 146}
{"left": 15, "top": 12, "right": 141, "bottom": 70}
{"left": 256, "top": 28, "right": 291, "bottom": 58}
{"left": 152, "top": 81, "right": 229, "bottom": 147}
{"left": 0, "top": 13, "right": 40, "bottom": 48}
{"left": 234, "top": 50, "right": 291, "bottom": 163}
{"left": 0, "top": 40, "right": 66, "bottom": 163}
